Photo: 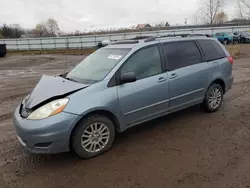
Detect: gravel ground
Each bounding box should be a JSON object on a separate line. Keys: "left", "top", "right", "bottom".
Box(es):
{"left": 0, "top": 46, "right": 250, "bottom": 188}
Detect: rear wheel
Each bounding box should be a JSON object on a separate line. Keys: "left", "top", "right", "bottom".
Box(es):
{"left": 71, "top": 115, "right": 115, "bottom": 159}
{"left": 202, "top": 84, "right": 223, "bottom": 112}
{"left": 241, "top": 38, "right": 246, "bottom": 44}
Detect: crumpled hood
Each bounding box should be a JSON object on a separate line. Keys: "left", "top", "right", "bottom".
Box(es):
{"left": 24, "top": 75, "right": 89, "bottom": 109}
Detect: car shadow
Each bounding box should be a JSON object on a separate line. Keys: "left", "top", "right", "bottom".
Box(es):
{"left": 115, "top": 104, "right": 203, "bottom": 143}
{"left": 18, "top": 104, "right": 204, "bottom": 169}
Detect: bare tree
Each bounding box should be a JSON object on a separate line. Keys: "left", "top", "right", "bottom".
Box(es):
{"left": 240, "top": 0, "right": 250, "bottom": 16}
{"left": 215, "top": 11, "right": 228, "bottom": 24}
{"left": 154, "top": 22, "right": 165, "bottom": 28}
{"left": 34, "top": 22, "right": 48, "bottom": 37}
{"left": 201, "top": 0, "right": 221, "bottom": 24}
{"left": 192, "top": 10, "right": 204, "bottom": 25}
{"left": 46, "top": 18, "right": 60, "bottom": 37}
{"left": 238, "top": 0, "right": 244, "bottom": 18}
{"left": 241, "top": 0, "right": 250, "bottom": 8}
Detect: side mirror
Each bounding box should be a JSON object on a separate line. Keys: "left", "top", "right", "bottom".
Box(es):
{"left": 120, "top": 72, "right": 137, "bottom": 84}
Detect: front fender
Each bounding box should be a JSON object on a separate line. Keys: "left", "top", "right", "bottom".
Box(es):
{"left": 63, "top": 82, "right": 125, "bottom": 131}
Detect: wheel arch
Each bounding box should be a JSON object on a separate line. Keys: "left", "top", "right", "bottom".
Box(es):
{"left": 209, "top": 78, "right": 226, "bottom": 94}
{"left": 69, "top": 109, "right": 121, "bottom": 150}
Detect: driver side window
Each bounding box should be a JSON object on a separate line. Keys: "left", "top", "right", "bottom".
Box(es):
{"left": 121, "top": 45, "right": 162, "bottom": 80}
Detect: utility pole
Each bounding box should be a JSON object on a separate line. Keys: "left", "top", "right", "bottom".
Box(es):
{"left": 185, "top": 18, "right": 188, "bottom": 26}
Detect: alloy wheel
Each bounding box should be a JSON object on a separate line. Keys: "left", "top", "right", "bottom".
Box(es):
{"left": 208, "top": 88, "right": 222, "bottom": 109}
{"left": 81, "top": 123, "right": 110, "bottom": 153}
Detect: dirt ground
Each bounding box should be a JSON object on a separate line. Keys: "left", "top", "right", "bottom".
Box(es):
{"left": 1, "top": 45, "right": 250, "bottom": 188}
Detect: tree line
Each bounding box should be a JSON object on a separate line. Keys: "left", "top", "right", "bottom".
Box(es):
{"left": 0, "top": 24, "right": 24, "bottom": 39}
{"left": 0, "top": 18, "right": 59, "bottom": 39}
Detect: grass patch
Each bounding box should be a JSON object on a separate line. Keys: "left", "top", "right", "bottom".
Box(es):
{"left": 226, "top": 44, "right": 241, "bottom": 58}
{"left": 7, "top": 48, "right": 96, "bottom": 56}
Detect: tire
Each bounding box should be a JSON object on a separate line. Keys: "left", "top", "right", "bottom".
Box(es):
{"left": 71, "top": 115, "right": 115, "bottom": 159}
{"left": 223, "top": 39, "right": 229, "bottom": 45}
{"left": 241, "top": 38, "right": 246, "bottom": 44}
{"left": 0, "top": 53, "right": 6, "bottom": 58}
{"left": 202, "top": 84, "right": 223, "bottom": 113}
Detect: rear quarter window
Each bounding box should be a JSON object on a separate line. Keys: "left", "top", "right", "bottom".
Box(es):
{"left": 197, "top": 40, "right": 226, "bottom": 62}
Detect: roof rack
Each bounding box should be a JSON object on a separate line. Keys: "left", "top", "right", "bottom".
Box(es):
{"left": 144, "top": 33, "right": 212, "bottom": 42}
{"left": 108, "top": 33, "right": 212, "bottom": 45}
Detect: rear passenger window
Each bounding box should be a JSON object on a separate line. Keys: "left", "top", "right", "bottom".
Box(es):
{"left": 163, "top": 41, "right": 202, "bottom": 71}
{"left": 197, "top": 40, "right": 226, "bottom": 62}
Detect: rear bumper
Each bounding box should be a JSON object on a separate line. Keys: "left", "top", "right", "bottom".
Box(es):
{"left": 13, "top": 105, "right": 80, "bottom": 154}
{"left": 233, "top": 38, "right": 240, "bottom": 42}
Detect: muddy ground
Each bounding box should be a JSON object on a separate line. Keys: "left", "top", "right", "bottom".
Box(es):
{"left": 0, "top": 45, "right": 250, "bottom": 188}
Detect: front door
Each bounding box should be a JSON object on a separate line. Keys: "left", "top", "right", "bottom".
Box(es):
{"left": 117, "top": 45, "right": 169, "bottom": 126}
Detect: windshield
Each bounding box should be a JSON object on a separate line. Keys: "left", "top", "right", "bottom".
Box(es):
{"left": 66, "top": 48, "right": 130, "bottom": 84}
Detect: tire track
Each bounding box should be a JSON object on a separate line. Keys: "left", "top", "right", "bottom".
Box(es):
{"left": 0, "top": 113, "right": 13, "bottom": 122}
{"left": 0, "top": 93, "right": 27, "bottom": 105}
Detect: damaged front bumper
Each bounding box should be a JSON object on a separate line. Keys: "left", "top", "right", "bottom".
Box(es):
{"left": 13, "top": 105, "right": 80, "bottom": 154}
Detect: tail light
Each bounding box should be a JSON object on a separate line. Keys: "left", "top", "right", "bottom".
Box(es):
{"left": 228, "top": 56, "right": 233, "bottom": 65}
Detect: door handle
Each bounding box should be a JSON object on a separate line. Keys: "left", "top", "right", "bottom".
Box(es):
{"left": 169, "top": 73, "right": 178, "bottom": 79}
{"left": 158, "top": 77, "right": 167, "bottom": 83}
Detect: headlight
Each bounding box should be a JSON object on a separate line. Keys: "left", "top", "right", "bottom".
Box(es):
{"left": 27, "top": 98, "right": 69, "bottom": 120}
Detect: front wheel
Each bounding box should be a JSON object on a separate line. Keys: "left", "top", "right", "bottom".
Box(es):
{"left": 71, "top": 115, "right": 115, "bottom": 159}
{"left": 202, "top": 84, "right": 223, "bottom": 113}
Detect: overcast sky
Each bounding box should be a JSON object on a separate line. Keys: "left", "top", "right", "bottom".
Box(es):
{"left": 0, "top": 0, "right": 238, "bottom": 32}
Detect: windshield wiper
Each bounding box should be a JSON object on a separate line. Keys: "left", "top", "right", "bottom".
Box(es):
{"left": 64, "top": 77, "right": 78, "bottom": 83}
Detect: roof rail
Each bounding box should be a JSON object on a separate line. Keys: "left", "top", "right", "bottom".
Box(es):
{"left": 144, "top": 33, "right": 212, "bottom": 42}
{"left": 111, "top": 40, "right": 140, "bottom": 45}
{"left": 108, "top": 33, "right": 212, "bottom": 45}
{"left": 144, "top": 35, "right": 181, "bottom": 42}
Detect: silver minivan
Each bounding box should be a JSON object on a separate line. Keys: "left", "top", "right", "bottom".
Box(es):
{"left": 13, "top": 36, "right": 234, "bottom": 158}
